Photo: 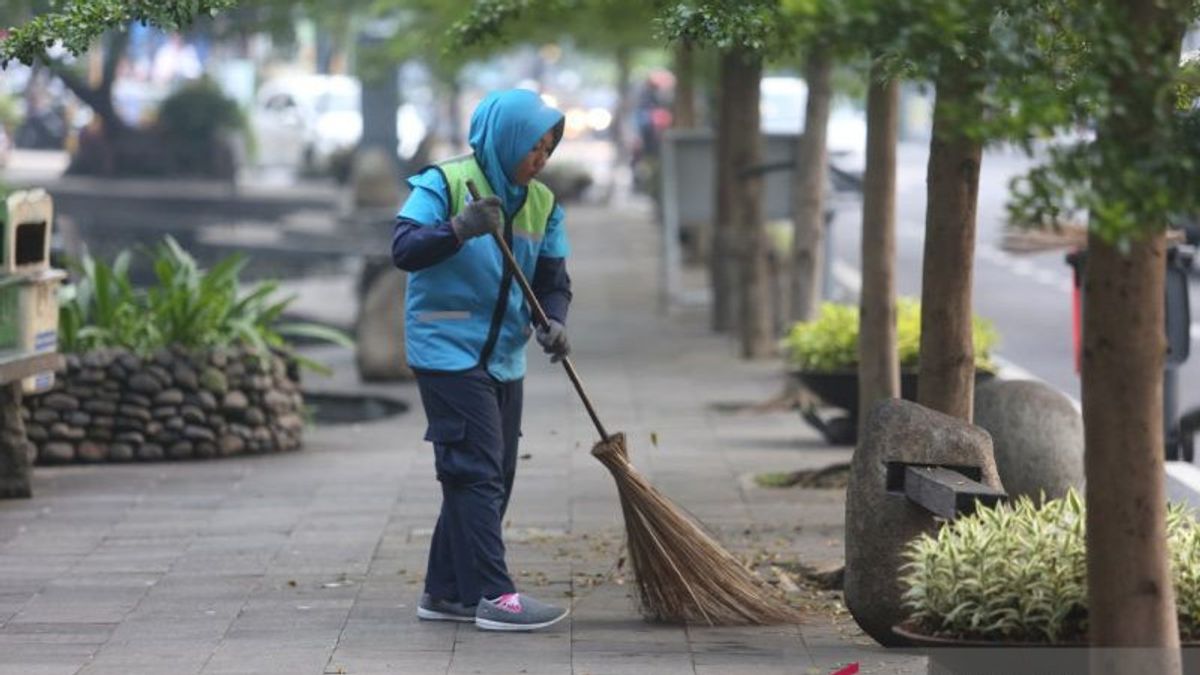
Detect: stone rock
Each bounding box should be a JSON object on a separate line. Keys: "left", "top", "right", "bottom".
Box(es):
{"left": 66, "top": 354, "right": 82, "bottom": 370}
{"left": 123, "top": 393, "right": 152, "bottom": 408}
{"left": 18, "top": 406, "right": 29, "bottom": 422}
{"left": 155, "top": 389, "right": 184, "bottom": 406}
{"left": 32, "top": 408, "right": 59, "bottom": 424}
{"left": 109, "top": 443, "right": 134, "bottom": 462}
{"left": 244, "top": 407, "right": 266, "bottom": 426}
{"left": 41, "top": 393, "right": 79, "bottom": 411}
{"left": 128, "top": 373, "right": 162, "bottom": 395}
{"left": 195, "top": 391, "right": 218, "bottom": 412}
{"left": 165, "top": 417, "right": 186, "bottom": 432}
{"left": 218, "top": 434, "right": 244, "bottom": 456}
{"left": 222, "top": 391, "right": 249, "bottom": 412}
{"left": 146, "top": 365, "right": 173, "bottom": 388}
{"left": 107, "top": 364, "right": 127, "bottom": 380}
{"left": 77, "top": 441, "right": 109, "bottom": 462}
{"left": 180, "top": 405, "right": 205, "bottom": 424}
{"left": 66, "top": 385, "right": 96, "bottom": 399}
{"left": 172, "top": 364, "right": 198, "bottom": 390}
{"left": 90, "top": 427, "right": 113, "bottom": 441}
{"left": 152, "top": 348, "right": 175, "bottom": 368}
{"left": 167, "top": 441, "right": 194, "bottom": 460}
{"left": 114, "top": 417, "right": 145, "bottom": 432}
{"left": 66, "top": 411, "right": 91, "bottom": 427}
{"left": 194, "top": 442, "right": 217, "bottom": 459}
{"left": 83, "top": 399, "right": 118, "bottom": 415}
{"left": 973, "top": 379, "right": 1084, "bottom": 501}
{"left": 351, "top": 146, "right": 402, "bottom": 208}
{"left": 152, "top": 406, "right": 178, "bottom": 419}
{"left": 117, "top": 352, "right": 141, "bottom": 372}
{"left": 40, "top": 442, "right": 75, "bottom": 463}
{"left": 183, "top": 425, "right": 215, "bottom": 442}
{"left": 230, "top": 423, "right": 252, "bottom": 439}
{"left": 355, "top": 264, "right": 415, "bottom": 382}
{"left": 78, "top": 368, "right": 106, "bottom": 384}
{"left": 91, "top": 416, "right": 114, "bottom": 428}
{"left": 277, "top": 414, "right": 304, "bottom": 433}
{"left": 117, "top": 405, "right": 151, "bottom": 422}
{"left": 49, "top": 423, "right": 85, "bottom": 441}
{"left": 136, "top": 443, "right": 164, "bottom": 461}
{"left": 264, "top": 390, "right": 291, "bottom": 413}
{"left": 115, "top": 431, "right": 145, "bottom": 445}
{"left": 844, "top": 399, "right": 1002, "bottom": 647}
{"left": 25, "top": 423, "right": 47, "bottom": 442}
{"left": 199, "top": 368, "right": 228, "bottom": 395}
{"left": 81, "top": 351, "right": 108, "bottom": 369}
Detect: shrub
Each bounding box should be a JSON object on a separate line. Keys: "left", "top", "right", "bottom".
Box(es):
{"left": 783, "top": 299, "right": 998, "bottom": 372}
{"left": 901, "top": 490, "right": 1200, "bottom": 643}
{"left": 58, "top": 237, "right": 351, "bottom": 373}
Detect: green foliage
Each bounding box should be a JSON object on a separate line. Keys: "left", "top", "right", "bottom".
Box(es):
{"left": 1, "top": 0, "right": 238, "bottom": 65}
{"left": 57, "top": 237, "right": 353, "bottom": 373}
{"left": 783, "top": 299, "right": 998, "bottom": 372}
{"left": 0, "top": 93, "right": 23, "bottom": 132}
{"left": 157, "top": 77, "right": 243, "bottom": 141}
{"left": 657, "top": 0, "right": 791, "bottom": 56}
{"left": 901, "top": 491, "right": 1200, "bottom": 642}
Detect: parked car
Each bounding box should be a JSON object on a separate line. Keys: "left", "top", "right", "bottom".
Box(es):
{"left": 760, "top": 76, "right": 867, "bottom": 178}
{"left": 250, "top": 74, "right": 428, "bottom": 174}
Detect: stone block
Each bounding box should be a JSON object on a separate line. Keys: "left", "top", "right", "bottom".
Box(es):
{"left": 844, "top": 398, "right": 1002, "bottom": 646}
{"left": 355, "top": 264, "right": 414, "bottom": 382}
{"left": 973, "top": 379, "right": 1084, "bottom": 501}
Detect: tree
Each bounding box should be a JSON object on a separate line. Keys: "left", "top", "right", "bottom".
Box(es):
{"left": 1006, "top": 0, "right": 1199, "bottom": 665}
{"left": 660, "top": 1, "right": 789, "bottom": 357}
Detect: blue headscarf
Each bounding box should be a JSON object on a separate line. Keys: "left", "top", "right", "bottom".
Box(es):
{"left": 469, "top": 89, "right": 565, "bottom": 216}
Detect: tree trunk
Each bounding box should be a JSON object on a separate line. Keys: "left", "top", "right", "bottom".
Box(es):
{"left": 1083, "top": 233, "right": 1179, "bottom": 673}
{"left": 790, "top": 46, "right": 833, "bottom": 324}
{"left": 857, "top": 68, "right": 900, "bottom": 440}
{"left": 1084, "top": 0, "right": 1184, "bottom": 670}
{"left": 725, "top": 52, "right": 771, "bottom": 358}
{"left": 916, "top": 59, "right": 983, "bottom": 421}
{"left": 672, "top": 40, "right": 697, "bottom": 129}
{"left": 50, "top": 28, "right": 130, "bottom": 138}
{"left": 710, "top": 50, "right": 740, "bottom": 333}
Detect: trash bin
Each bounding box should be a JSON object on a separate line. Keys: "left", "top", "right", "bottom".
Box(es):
{"left": 1065, "top": 245, "right": 1193, "bottom": 460}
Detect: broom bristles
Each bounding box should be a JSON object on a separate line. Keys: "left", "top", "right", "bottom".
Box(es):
{"left": 591, "top": 433, "right": 802, "bottom": 625}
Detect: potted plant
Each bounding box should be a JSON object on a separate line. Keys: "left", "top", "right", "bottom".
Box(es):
{"left": 894, "top": 491, "right": 1200, "bottom": 671}
{"left": 783, "top": 299, "right": 998, "bottom": 443}
{"left": 21, "top": 236, "right": 351, "bottom": 464}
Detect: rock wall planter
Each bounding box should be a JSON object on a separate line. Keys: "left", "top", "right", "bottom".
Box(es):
{"left": 20, "top": 345, "right": 305, "bottom": 463}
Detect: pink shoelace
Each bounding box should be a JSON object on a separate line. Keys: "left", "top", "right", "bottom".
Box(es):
{"left": 494, "top": 593, "right": 522, "bottom": 613}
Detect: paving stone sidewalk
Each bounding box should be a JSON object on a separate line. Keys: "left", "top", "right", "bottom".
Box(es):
{"left": 0, "top": 197, "right": 924, "bottom": 674}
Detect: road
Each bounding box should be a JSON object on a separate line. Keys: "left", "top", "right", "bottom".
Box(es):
{"left": 828, "top": 139, "right": 1200, "bottom": 420}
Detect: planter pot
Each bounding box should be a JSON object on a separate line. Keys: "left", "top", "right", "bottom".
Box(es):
{"left": 792, "top": 369, "right": 995, "bottom": 445}
{"left": 21, "top": 345, "right": 306, "bottom": 463}
{"left": 892, "top": 624, "right": 1200, "bottom": 675}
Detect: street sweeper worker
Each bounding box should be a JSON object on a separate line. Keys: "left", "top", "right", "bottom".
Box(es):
{"left": 390, "top": 89, "right": 572, "bottom": 632}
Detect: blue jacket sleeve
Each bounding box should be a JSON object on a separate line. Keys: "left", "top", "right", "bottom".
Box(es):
{"left": 391, "top": 168, "right": 462, "bottom": 271}
{"left": 532, "top": 256, "right": 572, "bottom": 325}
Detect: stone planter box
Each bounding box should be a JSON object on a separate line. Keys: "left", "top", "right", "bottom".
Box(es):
{"left": 19, "top": 345, "right": 305, "bottom": 463}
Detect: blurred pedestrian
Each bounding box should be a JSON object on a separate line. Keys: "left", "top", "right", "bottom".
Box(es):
{"left": 391, "top": 89, "right": 572, "bottom": 632}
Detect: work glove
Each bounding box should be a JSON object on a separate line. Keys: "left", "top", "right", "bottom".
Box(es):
{"left": 451, "top": 195, "right": 503, "bottom": 241}
{"left": 536, "top": 319, "right": 570, "bottom": 363}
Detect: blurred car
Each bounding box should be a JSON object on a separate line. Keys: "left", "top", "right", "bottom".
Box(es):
{"left": 760, "top": 76, "right": 867, "bottom": 178}
{"left": 250, "top": 74, "right": 428, "bottom": 173}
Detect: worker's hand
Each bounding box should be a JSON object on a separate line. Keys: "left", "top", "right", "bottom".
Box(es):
{"left": 451, "top": 195, "right": 503, "bottom": 241}
{"left": 536, "top": 319, "right": 570, "bottom": 363}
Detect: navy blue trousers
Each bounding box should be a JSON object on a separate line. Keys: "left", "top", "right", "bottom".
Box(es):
{"left": 416, "top": 368, "right": 522, "bottom": 605}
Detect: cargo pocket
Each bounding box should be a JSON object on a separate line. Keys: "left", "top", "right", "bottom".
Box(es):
{"left": 424, "top": 414, "right": 477, "bottom": 485}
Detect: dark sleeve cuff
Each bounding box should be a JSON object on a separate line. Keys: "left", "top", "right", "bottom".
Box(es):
{"left": 391, "top": 217, "right": 463, "bottom": 271}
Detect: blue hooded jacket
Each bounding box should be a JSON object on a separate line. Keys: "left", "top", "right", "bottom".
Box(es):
{"left": 392, "top": 89, "right": 570, "bottom": 381}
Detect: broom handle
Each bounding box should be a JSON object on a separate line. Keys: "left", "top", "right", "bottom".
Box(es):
{"left": 466, "top": 180, "right": 610, "bottom": 441}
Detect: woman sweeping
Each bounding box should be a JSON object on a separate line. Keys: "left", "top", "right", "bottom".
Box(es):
{"left": 391, "top": 89, "right": 572, "bottom": 631}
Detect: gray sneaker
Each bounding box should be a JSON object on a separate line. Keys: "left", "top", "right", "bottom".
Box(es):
{"left": 417, "top": 593, "right": 475, "bottom": 623}
{"left": 475, "top": 593, "right": 569, "bottom": 631}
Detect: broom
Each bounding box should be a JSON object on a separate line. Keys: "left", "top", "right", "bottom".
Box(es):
{"left": 467, "top": 180, "right": 800, "bottom": 625}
